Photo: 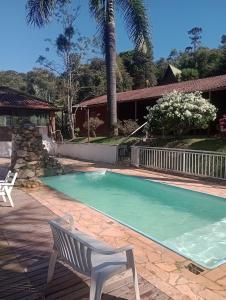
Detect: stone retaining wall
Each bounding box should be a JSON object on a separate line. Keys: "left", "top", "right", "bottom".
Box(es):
{"left": 10, "top": 121, "right": 63, "bottom": 187}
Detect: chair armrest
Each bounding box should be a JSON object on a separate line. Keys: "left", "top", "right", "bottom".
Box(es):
{"left": 50, "top": 214, "right": 74, "bottom": 230}
{"left": 90, "top": 244, "right": 134, "bottom": 255}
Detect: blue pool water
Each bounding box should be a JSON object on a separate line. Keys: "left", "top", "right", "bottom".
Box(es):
{"left": 42, "top": 171, "right": 226, "bottom": 269}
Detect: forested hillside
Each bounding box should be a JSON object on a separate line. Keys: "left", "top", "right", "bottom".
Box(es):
{"left": 0, "top": 28, "right": 225, "bottom": 105}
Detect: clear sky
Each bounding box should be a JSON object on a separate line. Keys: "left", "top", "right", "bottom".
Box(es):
{"left": 0, "top": 0, "right": 226, "bottom": 73}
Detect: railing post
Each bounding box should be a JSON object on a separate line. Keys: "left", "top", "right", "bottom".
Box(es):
{"left": 183, "top": 152, "right": 186, "bottom": 173}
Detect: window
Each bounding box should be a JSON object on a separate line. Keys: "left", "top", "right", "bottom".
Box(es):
{"left": 0, "top": 115, "right": 48, "bottom": 127}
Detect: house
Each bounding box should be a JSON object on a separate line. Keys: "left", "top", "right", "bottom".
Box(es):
{"left": 0, "top": 86, "right": 58, "bottom": 141}
{"left": 75, "top": 74, "right": 226, "bottom": 135}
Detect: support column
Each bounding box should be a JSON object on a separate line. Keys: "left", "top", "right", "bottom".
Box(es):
{"left": 209, "top": 91, "right": 212, "bottom": 102}
{"left": 134, "top": 101, "right": 137, "bottom": 121}
{"left": 49, "top": 111, "right": 56, "bottom": 136}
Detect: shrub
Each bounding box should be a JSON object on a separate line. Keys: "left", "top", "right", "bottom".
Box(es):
{"left": 145, "top": 91, "right": 217, "bottom": 136}
{"left": 118, "top": 119, "right": 139, "bottom": 136}
{"left": 83, "top": 116, "right": 104, "bottom": 137}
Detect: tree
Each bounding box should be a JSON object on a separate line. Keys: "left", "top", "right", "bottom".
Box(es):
{"left": 0, "top": 71, "right": 26, "bottom": 91}
{"left": 188, "top": 27, "right": 203, "bottom": 52}
{"left": 145, "top": 91, "right": 217, "bottom": 136}
{"left": 220, "top": 35, "right": 226, "bottom": 47}
{"left": 218, "top": 47, "right": 226, "bottom": 75}
{"left": 167, "top": 48, "right": 179, "bottom": 63}
{"left": 185, "top": 46, "right": 193, "bottom": 54}
{"left": 26, "top": 68, "right": 58, "bottom": 101}
{"left": 116, "top": 56, "right": 133, "bottom": 92}
{"left": 26, "top": 0, "right": 152, "bottom": 136}
{"left": 36, "top": 7, "right": 95, "bottom": 138}
{"left": 194, "top": 48, "right": 222, "bottom": 77}
{"left": 164, "top": 44, "right": 225, "bottom": 81}
{"left": 181, "top": 68, "right": 199, "bottom": 81}
{"left": 120, "top": 50, "right": 156, "bottom": 89}
{"left": 78, "top": 58, "right": 106, "bottom": 101}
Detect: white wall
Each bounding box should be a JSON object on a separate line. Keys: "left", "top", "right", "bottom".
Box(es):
{"left": 0, "top": 140, "right": 119, "bottom": 164}
{"left": 57, "top": 143, "right": 118, "bottom": 164}
{"left": 0, "top": 142, "right": 12, "bottom": 158}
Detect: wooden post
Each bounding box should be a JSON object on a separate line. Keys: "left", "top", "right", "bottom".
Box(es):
{"left": 209, "top": 91, "right": 212, "bottom": 102}
{"left": 134, "top": 101, "right": 137, "bottom": 120}
{"left": 50, "top": 112, "right": 56, "bottom": 133}
{"left": 48, "top": 111, "right": 56, "bottom": 138}
{"left": 87, "top": 108, "right": 90, "bottom": 143}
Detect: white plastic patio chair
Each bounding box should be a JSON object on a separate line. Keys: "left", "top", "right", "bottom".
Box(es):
{"left": 48, "top": 215, "right": 140, "bottom": 300}
{"left": 0, "top": 171, "right": 18, "bottom": 208}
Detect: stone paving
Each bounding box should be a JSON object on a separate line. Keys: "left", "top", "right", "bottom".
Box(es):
{"left": 2, "top": 157, "right": 226, "bottom": 299}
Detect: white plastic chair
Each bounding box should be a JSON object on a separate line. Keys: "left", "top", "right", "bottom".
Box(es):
{"left": 48, "top": 215, "right": 140, "bottom": 300}
{"left": 0, "top": 171, "right": 18, "bottom": 208}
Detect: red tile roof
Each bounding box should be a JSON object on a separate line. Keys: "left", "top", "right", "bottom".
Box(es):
{"left": 81, "top": 74, "right": 226, "bottom": 107}
{"left": 0, "top": 86, "right": 58, "bottom": 111}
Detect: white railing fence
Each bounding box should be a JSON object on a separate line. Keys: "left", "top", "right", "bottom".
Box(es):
{"left": 131, "top": 146, "right": 226, "bottom": 180}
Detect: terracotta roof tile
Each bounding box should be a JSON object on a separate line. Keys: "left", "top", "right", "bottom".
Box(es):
{"left": 0, "top": 86, "right": 58, "bottom": 111}
{"left": 81, "top": 74, "right": 226, "bottom": 107}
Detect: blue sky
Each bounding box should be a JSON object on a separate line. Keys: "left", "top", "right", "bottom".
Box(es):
{"left": 0, "top": 0, "right": 226, "bottom": 72}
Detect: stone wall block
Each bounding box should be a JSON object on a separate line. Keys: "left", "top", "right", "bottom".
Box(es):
{"left": 10, "top": 120, "right": 64, "bottom": 187}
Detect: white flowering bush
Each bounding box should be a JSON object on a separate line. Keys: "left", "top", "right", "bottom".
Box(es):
{"left": 145, "top": 91, "right": 217, "bottom": 136}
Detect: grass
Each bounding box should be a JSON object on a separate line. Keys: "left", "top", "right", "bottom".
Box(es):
{"left": 66, "top": 136, "right": 139, "bottom": 145}
{"left": 151, "top": 137, "right": 226, "bottom": 153}
{"left": 65, "top": 135, "right": 226, "bottom": 153}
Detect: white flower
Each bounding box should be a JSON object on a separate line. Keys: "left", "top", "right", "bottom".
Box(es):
{"left": 184, "top": 110, "right": 192, "bottom": 117}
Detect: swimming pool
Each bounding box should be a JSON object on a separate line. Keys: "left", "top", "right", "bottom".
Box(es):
{"left": 42, "top": 171, "right": 226, "bottom": 269}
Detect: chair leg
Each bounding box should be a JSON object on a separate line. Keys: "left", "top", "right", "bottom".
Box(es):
{"left": 7, "top": 193, "right": 14, "bottom": 208}
{"left": 126, "top": 249, "right": 140, "bottom": 300}
{"left": 132, "top": 265, "right": 140, "bottom": 300}
{"left": 47, "top": 250, "right": 58, "bottom": 284}
{"left": 90, "top": 274, "right": 105, "bottom": 300}
{"left": 2, "top": 195, "right": 7, "bottom": 202}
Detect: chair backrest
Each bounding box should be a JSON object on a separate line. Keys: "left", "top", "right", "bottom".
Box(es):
{"left": 3, "top": 172, "right": 18, "bottom": 193}
{"left": 7, "top": 172, "right": 18, "bottom": 185}
{"left": 49, "top": 220, "right": 93, "bottom": 276}
{"left": 4, "top": 170, "right": 12, "bottom": 182}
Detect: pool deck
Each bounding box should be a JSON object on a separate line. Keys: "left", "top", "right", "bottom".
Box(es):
{"left": 1, "top": 157, "right": 226, "bottom": 299}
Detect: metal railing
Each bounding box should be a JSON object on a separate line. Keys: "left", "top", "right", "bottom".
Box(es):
{"left": 131, "top": 146, "right": 226, "bottom": 180}
{"left": 118, "top": 145, "right": 130, "bottom": 161}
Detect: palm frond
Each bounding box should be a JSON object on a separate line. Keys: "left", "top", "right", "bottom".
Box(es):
{"left": 89, "top": 0, "right": 106, "bottom": 52}
{"left": 116, "top": 0, "right": 151, "bottom": 51}
{"left": 26, "top": 0, "right": 69, "bottom": 27}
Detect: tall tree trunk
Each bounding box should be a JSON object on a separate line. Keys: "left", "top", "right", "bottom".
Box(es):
{"left": 105, "top": 0, "right": 118, "bottom": 136}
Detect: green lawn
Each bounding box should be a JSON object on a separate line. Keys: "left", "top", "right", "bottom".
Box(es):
{"left": 66, "top": 135, "right": 226, "bottom": 153}
{"left": 66, "top": 136, "right": 139, "bottom": 145}
{"left": 151, "top": 137, "right": 226, "bottom": 153}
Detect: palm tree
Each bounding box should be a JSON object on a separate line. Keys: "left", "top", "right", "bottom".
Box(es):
{"left": 26, "top": 0, "right": 151, "bottom": 136}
